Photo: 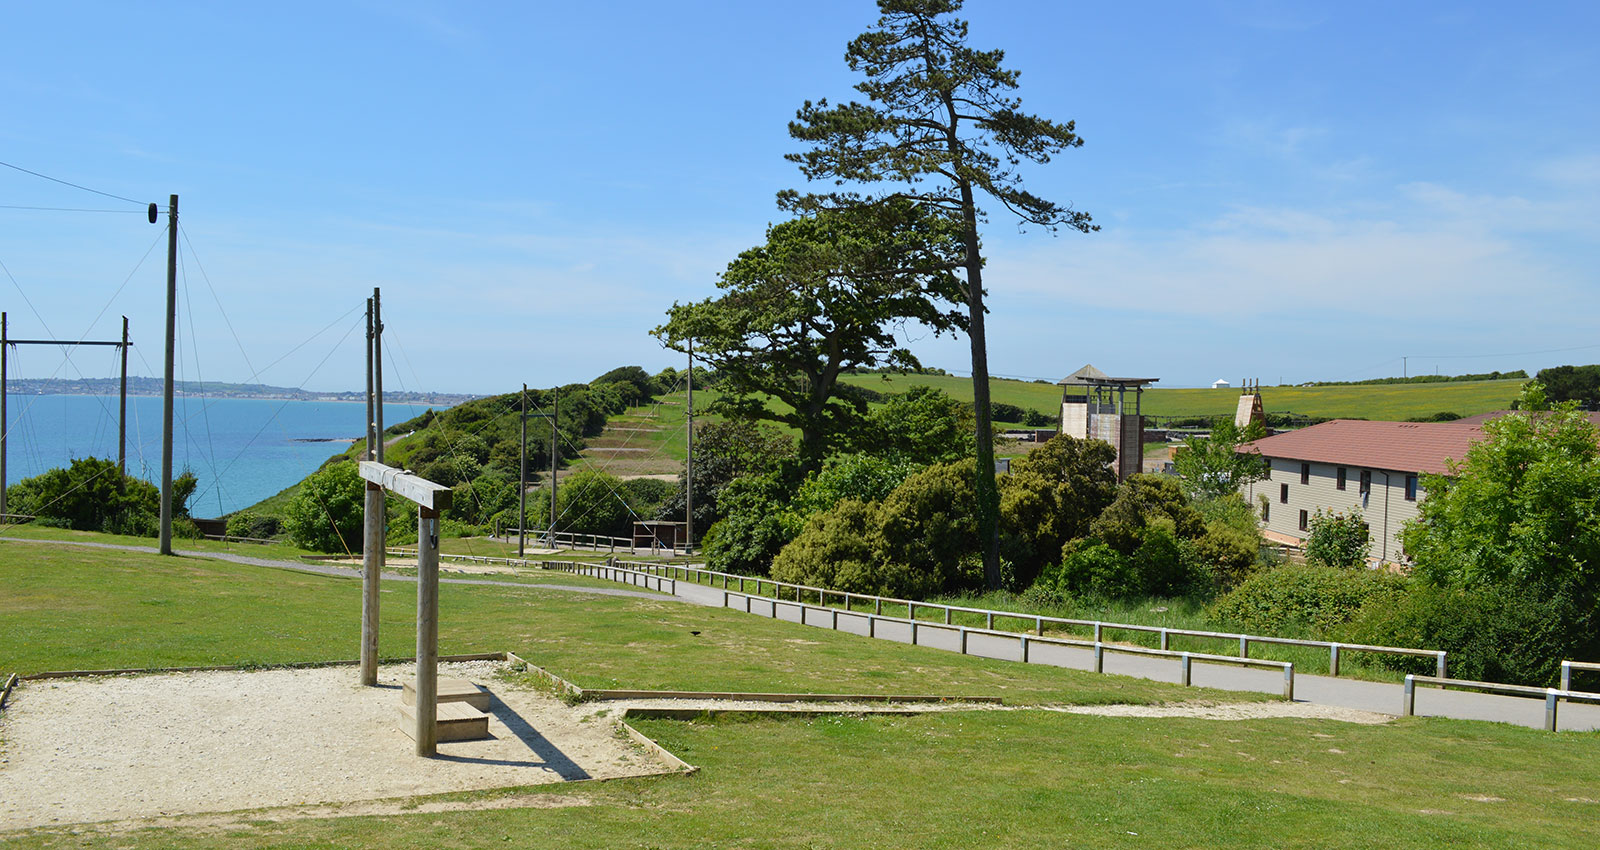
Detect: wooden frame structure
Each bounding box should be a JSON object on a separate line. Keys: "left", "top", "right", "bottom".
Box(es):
{"left": 357, "top": 459, "right": 452, "bottom": 756}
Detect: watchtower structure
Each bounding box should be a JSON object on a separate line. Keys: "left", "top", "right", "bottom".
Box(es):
{"left": 1057, "top": 364, "right": 1158, "bottom": 482}
{"left": 1235, "top": 378, "right": 1265, "bottom": 430}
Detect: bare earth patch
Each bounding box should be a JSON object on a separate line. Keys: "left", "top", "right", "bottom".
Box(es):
{"left": 0, "top": 661, "right": 675, "bottom": 831}
{"left": 1040, "top": 701, "right": 1393, "bottom": 724}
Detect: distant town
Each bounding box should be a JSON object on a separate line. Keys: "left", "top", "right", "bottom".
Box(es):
{"left": 5, "top": 376, "right": 477, "bottom": 407}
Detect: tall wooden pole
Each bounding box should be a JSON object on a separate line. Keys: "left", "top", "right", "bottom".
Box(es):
{"left": 415, "top": 505, "right": 440, "bottom": 756}
{"left": 1, "top": 312, "right": 7, "bottom": 519}
{"left": 373, "top": 287, "right": 384, "bottom": 463}
{"left": 518, "top": 383, "right": 527, "bottom": 558}
{"left": 360, "top": 298, "right": 379, "bottom": 687}
{"left": 118, "top": 316, "right": 128, "bottom": 478}
{"left": 159, "top": 194, "right": 178, "bottom": 556}
{"left": 548, "top": 387, "right": 558, "bottom": 547}
{"left": 685, "top": 339, "right": 694, "bottom": 554}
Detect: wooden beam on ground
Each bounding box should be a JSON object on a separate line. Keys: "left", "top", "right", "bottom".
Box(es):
{"left": 359, "top": 461, "right": 453, "bottom": 511}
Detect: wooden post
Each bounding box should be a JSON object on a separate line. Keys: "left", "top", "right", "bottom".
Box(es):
{"left": 685, "top": 338, "right": 694, "bottom": 554}
{"left": 518, "top": 383, "right": 527, "bottom": 558}
{"left": 364, "top": 299, "right": 375, "bottom": 461}
{"left": 373, "top": 287, "right": 384, "bottom": 463}
{"left": 549, "top": 387, "right": 558, "bottom": 546}
{"left": 159, "top": 194, "right": 177, "bottom": 556}
{"left": 1, "top": 311, "right": 7, "bottom": 519}
{"left": 118, "top": 316, "right": 129, "bottom": 478}
{"left": 360, "top": 482, "right": 382, "bottom": 686}
{"left": 415, "top": 504, "right": 440, "bottom": 756}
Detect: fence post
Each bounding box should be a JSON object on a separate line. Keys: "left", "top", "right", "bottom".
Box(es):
{"left": 1239, "top": 636, "right": 1249, "bottom": 658}
{"left": 1180, "top": 653, "right": 1191, "bottom": 687}
{"left": 909, "top": 602, "right": 916, "bottom": 622}
{"left": 868, "top": 615, "right": 876, "bottom": 638}
{"left": 722, "top": 590, "right": 729, "bottom": 608}
{"left": 910, "top": 621, "right": 918, "bottom": 645}
{"left": 1019, "top": 635, "right": 1029, "bottom": 663}
{"left": 1330, "top": 644, "right": 1341, "bottom": 677}
{"left": 1402, "top": 675, "right": 1415, "bottom": 717}
{"left": 1036, "top": 617, "right": 1043, "bottom": 636}
{"left": 876, "top": 598, "right": 882, "bottom": 615}
{"left": 1284, "top": 663, "right": 1295, "bottom": 700}
{"left": 986, "top": 612, "right": 994, "bottom": 630}
{"left": 832, "top": 609, "right": 838, "bottom": 630}
{"left": 959, "top": 628, "right": 968, "bottom": 655}
{"left": 1094, "top": 642, "right": 1105, "bottom": 674}
{"left": 1160, "top": 629, "right": 1170, "bottom": 651}
{"left": 745, "top": 594, "right": 752, "bottom": 613}
{"left": 1094, "top": 622, "right": 1103, "bottom": 643}
{"left": 1562, "top": 661, "right": 1572, "bottom": 692}
{"left": 1546, "top": 690, "right": 1559, "bottom": 732}
{"left": 945, "top": 607, "right": 952, "bottom": 625}
{"left": 1436, "top": 652, "right": 1447, "bottom": 678}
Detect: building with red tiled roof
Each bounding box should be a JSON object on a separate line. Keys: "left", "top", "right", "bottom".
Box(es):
{"left": 1238, "top": 419, "right": 1486, "bottom": 562}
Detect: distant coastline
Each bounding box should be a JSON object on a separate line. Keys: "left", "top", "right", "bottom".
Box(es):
{"left": 4, "top": 377, "right": 478, "bottom": 408}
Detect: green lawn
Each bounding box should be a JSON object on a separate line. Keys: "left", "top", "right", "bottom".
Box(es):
{"left": 6, "top": 538, "right": 1598, "bottom": 849}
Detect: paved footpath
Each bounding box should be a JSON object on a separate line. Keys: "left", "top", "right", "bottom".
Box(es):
{"left": 10, "top": 537, "right": 1596, "bottom": 731}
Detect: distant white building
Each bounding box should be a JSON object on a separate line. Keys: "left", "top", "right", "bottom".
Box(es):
{"left": 1211, "top": 379, "right": 1231, "bottom": 389}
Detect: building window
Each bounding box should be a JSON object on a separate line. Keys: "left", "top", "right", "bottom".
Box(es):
{"left": 1359, "top": 470, "right": 1371, "bottom": 496}
{"left": 1300, "top": 462, "right": 1310, "bottom": 484}
{"left": 1280, "top": 483, "right": 1289, "bottom": 504}
{"left": 1261, "top": 502, "right": 1269, "bottom": 522}
{"left": 1298, "top": 509, "right": 1309, "bottom": 531}
{"left": 1405, "top": 474, "right": 1418, "bottom": 501}
{"left": 1336, "top": 467, "right": 1347, "bottom": 490}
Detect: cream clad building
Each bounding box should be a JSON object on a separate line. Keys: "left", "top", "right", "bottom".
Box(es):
{"left": 1238, "top": 419, "right": 1484, "bottom": 562}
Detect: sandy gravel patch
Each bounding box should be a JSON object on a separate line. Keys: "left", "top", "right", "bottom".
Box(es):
{"left": 1041, "top": 700, "right": 1393, "bottom": 724}
{"left": 0, "top": 662, "right": 674, "bottom": 831}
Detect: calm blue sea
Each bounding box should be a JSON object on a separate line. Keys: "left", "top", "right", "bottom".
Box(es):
{"left": 2, "top": 394, "right": 436, "bottom": 517}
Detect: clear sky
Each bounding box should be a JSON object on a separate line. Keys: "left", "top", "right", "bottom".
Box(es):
{"left": 1, "top": 1, "right": 1595, "bottom": 394}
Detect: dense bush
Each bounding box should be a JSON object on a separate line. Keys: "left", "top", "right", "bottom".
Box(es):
{"left": 1209, "top": 563, "right": 1409, "bottom": 638}
{"left": 1305, "top": 509, "right": 1370, "bottom": 567}
{"left": 9, "top": 457, "right": 195, "bottom": 536}
{"left": 1349, "top": 582, "right": 1590, "bottom": 686}
{"left": 770, "top": 499, "right": 921, "bottom": 595}
{"left": 285, "top": 461, "right": 366, "bottom": 553}
{"left": 1022, "top": 408, "right": 1055, "bottom": 427}
{"left": 1047, "top": 541, "right": 1137, "bottom": 599}
{"left": 702, "top": 474, "right": 799, "bottom": 575}
{"left": 225, "top": 511, "right": 282, "bottom": 539}
{"left": 876, "top": 458, "right": 982, "bottom": 593}
{"left": 855, "top": 386, "right": 974, "bottom": 465}
{"left": 791, "top": 453, "right": 922, "bottom": 517}
{"left": 989, "top": 402, "right": 1026, "bottom": 423}
{"left": 998, "top": 435, "right": 1117, "bottom": 587}
{"left": 1088, "top": 474, "right": 1205, "bottom": 556}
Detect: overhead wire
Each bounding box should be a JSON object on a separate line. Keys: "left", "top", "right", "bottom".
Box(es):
{"left": 0, "top": 159, "right": 149, "bottom": 207}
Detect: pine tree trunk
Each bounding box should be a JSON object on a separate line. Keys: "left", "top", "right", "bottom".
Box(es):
{"left": 960, "top": 182, "right": 1002, "bottom": 591}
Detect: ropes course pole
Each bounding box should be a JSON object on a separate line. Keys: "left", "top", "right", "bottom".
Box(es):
{"left": 160, "top": 194, "right": 177, "bottom": 556}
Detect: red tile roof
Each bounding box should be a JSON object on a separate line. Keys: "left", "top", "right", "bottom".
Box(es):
{"left": 1239, "top": 419, "right": 1483, "bottom": 476}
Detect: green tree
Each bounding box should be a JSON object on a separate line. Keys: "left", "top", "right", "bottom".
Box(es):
{"left": 1533, "top": 364, "right": 1600, "bottom": 408}
{"left": 656, "top": 419, "right": 794, "bottom": 531}
{"left": 1088, "top": 474, "right": 1206, "bottom": 557}
{"left": 786, "top": 0, "right": 1097, "bottom": 588}
{"left": 654, "top": 203, "right": 966, "bottom": 472}
{"left": 1304, "top": 509, "right": 1371, "bottom": 568}
{"left": 9, "top": 457, "right": 194, "bottom": 536}
{"left": 1403, "top": 383, "right": 1600, "bottom": 592}
{"left": 285, "top": 461, "right": 365, "bottom": 553}
{"left": 855, "top": 385, "right": 975, "bottom": 465}
{"left": 876, "top": 457, "right": 983, "bottom": 595}
{"left": 998, "top": 435, "right": 1117, "bottom": 587}
{"left": 1172, "top": 418, "right": 1269, "bottom": 502}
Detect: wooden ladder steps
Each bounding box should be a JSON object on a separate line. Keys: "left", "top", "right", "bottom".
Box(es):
{"left": 402, "top": 676, "right": 490, "bottom": 711}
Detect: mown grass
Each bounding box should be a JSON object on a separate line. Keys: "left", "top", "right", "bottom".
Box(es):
{"left": 8, "top": 711, "right": 1600, "bottom": 849}
{"left": 5, "top": 539, "right": 1599, "bottom": 849}
{"left": 0, "top": 540, "right": 1209, "bottom": 706}
{"left": 838, "top": 373, "right": 1525, "bottom": 421}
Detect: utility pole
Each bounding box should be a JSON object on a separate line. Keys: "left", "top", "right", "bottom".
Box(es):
{"left": 518, "top": 383, "right": 527, "bottom": 558}
{"left": 548, "top": 387, "right": 558, "bottom": 547}
{"left": 160, "top": 194, "right": 177, "bottom": 556}
{"left": 373, "top": 287, "right": 384, "bottom": 463}
{"left": 360, "top": 294, "right": 381, "bottom": 687}
{"left": 118, "top": 316, "right": 129, "bottom": 477}
{"left": 365, "top": 298, "right": 376, "bottom": 460}
{"left": 1, "top": 312, "right": 7, "bottom": 519}
{"left": 685, "top": 339, "right": 694, "bottom": 555}
{"left": 1403, "top": 356, "right": 1408, "bottom": 380}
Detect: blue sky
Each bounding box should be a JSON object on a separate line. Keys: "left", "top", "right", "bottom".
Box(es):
{"left": 1, "top": 1, "right": 1595, "bottom": 394}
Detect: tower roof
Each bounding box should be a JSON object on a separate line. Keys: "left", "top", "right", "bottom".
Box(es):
{"left": 1057, "top": 363, "right": 1159, "bottom": 387}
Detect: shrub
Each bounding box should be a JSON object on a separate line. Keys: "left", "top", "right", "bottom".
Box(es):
{"left": 1048, "top": 542, "right": 1137, "bottom": 600}
{"left": 990, "top": 402, "right": 1026, "bottom": 423}
{"left": 702, "top": 474, "right": 799, "bottom": 575}
{"left": 1305, "top": 508, "right": 1370, "bottom": 567}
{"left": 1209, "top": 563, "right": 1409, "bottom": 638}
{"left": 877, "top": 458, "right": 981, "bottom": 594}
{"left": 8, "top": 457, "right": 194, "bottom": 535}
{"left": 1349, "top": 582, "right": 1593, "bottom": 686}
{"left": 1089, "top": 474, "right": 1205, "bottom": 556}
{"left": 1190, "top": 521, "right": 1261, "bottom": 590}
{"left": 226, "top": 511, "right": 282, "bottom": 539}
{"left": 1022, "top": 408, "right": 1055, "bottom": 427}
{"left": 285, "top": 461, "right": 366, "bottom": 553}
{"left": 999, "top": 435, "right": 1117, "bottom": 587}
{"left": 770, "top": 499, "right": 922, "bottom": 595}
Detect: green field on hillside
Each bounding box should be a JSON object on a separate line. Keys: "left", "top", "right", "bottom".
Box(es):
{"left": 839, "top": 373, "right": 1525, "bottom": 422}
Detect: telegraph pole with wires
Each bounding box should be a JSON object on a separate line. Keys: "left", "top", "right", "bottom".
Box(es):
{"left": 685, "top": 339, "right": 694, "bottom": 555}
{"left": 159, "top": 194, "right": 177, "bottom": 556}
{"left": 518, "top": 383, "right": 527, "bottom": 558}
{"left": 549, "top": 387, "right": 558, "bottom": 547}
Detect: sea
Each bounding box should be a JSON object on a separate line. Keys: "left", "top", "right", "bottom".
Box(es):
{"left": 2, "top": 394, "right": 437, "bottom": 517}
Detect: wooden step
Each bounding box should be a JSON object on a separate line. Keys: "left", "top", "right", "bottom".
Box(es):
{"left": 398, "top": 700, "right": 490, "bottom": 742}
{"left": 401, "top": 676, "right": 490, "bottom": 711}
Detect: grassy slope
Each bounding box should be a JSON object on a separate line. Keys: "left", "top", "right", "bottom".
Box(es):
{"left": 3, "top": 540, "right": 1598, "bottom": 849}
{"left": 839, "top": 373, "right": 1526, "bottom": 421}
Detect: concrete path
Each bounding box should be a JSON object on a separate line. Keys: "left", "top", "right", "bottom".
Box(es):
{"left": 10, "top": 537, "right": 1595, "bottom": 731}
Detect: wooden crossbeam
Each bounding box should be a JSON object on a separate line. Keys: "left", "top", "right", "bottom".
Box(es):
{"left": 358, "top": 461, "right": 453, "bottom": 510}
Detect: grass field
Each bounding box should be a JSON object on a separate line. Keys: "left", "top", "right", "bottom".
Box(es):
{"left": 838, "top": 373, "right": 1526, "bottom": 422}
{"left": 3, "top": 539, "right": 1598, "bottom": 848}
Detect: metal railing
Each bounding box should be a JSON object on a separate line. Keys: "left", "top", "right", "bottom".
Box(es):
{"left": 542, "top": 560, "right": 677, "bottom": 594}
{"left": 1561, "top": 660, "right": 1600, "bottom": 693}
{"left": 722, "top": 589, "right": 1296, "bottom": 699}
{"left": 503, "top": 528, "right": 688, "bottom": 556}
{"left": 614, "top": 559, "right": 1447, "bottom": 677}
{"left": 1402, "top": 674, "right": 1600, "bottom": 731}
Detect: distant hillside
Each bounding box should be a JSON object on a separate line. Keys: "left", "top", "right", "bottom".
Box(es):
{"left": 837, "top": 373, "right": 1528, "bottom": 423}
{"left": 4, "top": 376, "right": 478, "bottom": 406}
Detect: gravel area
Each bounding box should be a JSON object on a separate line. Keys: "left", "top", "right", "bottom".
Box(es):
{"left": 0, "top": 661, "right": 674, "bottom": 831}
